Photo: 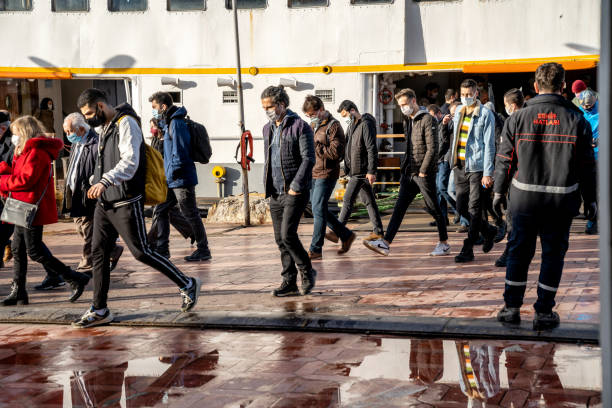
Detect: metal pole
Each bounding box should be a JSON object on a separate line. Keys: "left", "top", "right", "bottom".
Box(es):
{"left": 599, "top": 0, "right": 611, "bottom": 405}
{"left": 232, "top": 0, "right": 250, "bottom": 226}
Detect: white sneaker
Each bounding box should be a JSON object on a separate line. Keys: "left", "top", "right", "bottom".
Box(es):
{"left": 363, "top": 238, "right": 390, "bottom": 256}
{"left": 430, "top": 242, "right": 451, "bottom": 256}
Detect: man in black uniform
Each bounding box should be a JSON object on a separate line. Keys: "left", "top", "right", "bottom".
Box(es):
{"left": 493, "top": 63, "right": 597, "bottom": 330}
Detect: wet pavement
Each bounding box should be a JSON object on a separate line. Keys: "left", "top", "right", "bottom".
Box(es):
{"left": 0, "top": 213, "right": 600, "bottom": 326}
{"left": 0, "top": 323, "right": 601, "bottom": 407}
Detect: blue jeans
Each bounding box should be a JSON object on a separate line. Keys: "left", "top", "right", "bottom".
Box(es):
{"left": 310, "top": 178, "right": 352, "bottom": 253}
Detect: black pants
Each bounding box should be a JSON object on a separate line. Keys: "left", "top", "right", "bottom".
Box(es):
{"left": 269, "top": 193, "right": 311, "bottom": 282}
{"left": 91, "top": 199, "right": 190, "bottom": 309}
{"left": 454, "top": 168, "right": 493, "bottom": 244}
{"left": 504, "top": 212, "right": 572, "bottom": 314}
{"left": 12, "top": 225, "right": 80, "bottom": 285}
{"left": 338, "top": 176, "right": 383, "bottom": 236}
{"left": 384, "top": 174, "right": 448, "bottom": 243}
{"left": 148, "top": 193, "right": 194, "bottom": 253}
{"left": 0, "top": 223, "right": 14, "bottom": 256}
{"left": 150, "top": 186, "right": 209, "bottom": 254}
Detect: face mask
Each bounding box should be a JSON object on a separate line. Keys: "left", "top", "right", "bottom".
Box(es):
{"left": 87, "top": 106, "right": 106, "bottom": 128}
{"left": 505, "top": 105, "right": 514, "bottom": 116}
{"left": 431, "top": 92, "right": 439, "bottom": 100}
{"left": 48, "top": 104, "right": 54, "bottom": 111}
{"left": 11, "top": 134, "right": 19, "bottom": 146}
{"left": 310, "top": 115, "right": 320, "bottom": 127}
{"left": 266, "top": 108, "right": 278, "bottom": 122}
{"left": 461, "top": 96, "right": 475, "bottom": 107}
{"left": 151, "top": 127, "right": 159, "bottom": 137}
{"left": 152, "top": 109, "right": 163, "bottom": 120}
{"left": 401, "top": 105, "right": 413, "bottom": 116}
{"left": 67, "top": 133, "right": 82, "bottom": 144}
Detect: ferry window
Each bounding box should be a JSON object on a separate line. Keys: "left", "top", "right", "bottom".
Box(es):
{"left": 288, "top": 0, "right": 328, "bottom": 7}
{"left": 350, "top": 0, "right": 393, "bottom": 4}
{"left": 53, "top": 0, "right": 89, "bottom": 12}
{"left": 168, "top": 0, "right": 205, "bottom": 11}
{"left": 225, "top": 0, "right": 266, "bottom": 9}
{"left": 108, "top": 0, "right": 147, "bottom": 12}
{"left": 0, "top": 0, "right": 32, "bottom": 11}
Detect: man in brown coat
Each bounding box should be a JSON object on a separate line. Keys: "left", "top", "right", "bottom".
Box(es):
{"left": 303, "top": 95, "right": 355, "bottom": 259}
{"left": 364, "top": 88, "right": 450, "bottom": 257}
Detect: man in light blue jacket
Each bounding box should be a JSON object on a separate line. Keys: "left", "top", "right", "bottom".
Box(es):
{"left": 450, "top": 79, "right": 498, "bottom": 263}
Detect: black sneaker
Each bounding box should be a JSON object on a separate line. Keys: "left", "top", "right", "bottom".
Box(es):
{"left": 494, "top": 222, "right": 507, "bottom": 243}
{"left": 272, "top": 280, "right": 299, "bottom": 297}
{"left": 34, "top": 275, "right": 66, "bottom": 291}
{"left": 72, "top": 307, "right": 114, "bottom": 329}
{"left": 455, "top": 241, "right": 474, "bottom": 263}
{"left": 482, "top": 226, "right": 497, "bottom": 253}
{"left": 497, "top": 306, "right": 520, "bottom": 324}
{"left": 495, "top": 247, "right": 509, "bottom": 267}
{"left": 184, "top": 249, "right": 212, "bottom": 262}
{"left": 180, "top": 277, "right": 202, "bottom": 312}
{"left": 299, "top": 268, "right": 317, "bottom": 296}
{"left": 585, "top": 223, "right": 598, "bottom": 235}
{"left": 533, "top": 311, "right": 560, "bottom": 331}
{"left": 429, "top": 221, "right": 437, "bottom": 227}
{"left": 68, "top": 273, "right": 90, "bottom": 303}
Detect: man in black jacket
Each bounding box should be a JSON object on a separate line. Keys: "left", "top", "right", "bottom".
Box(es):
{"left": 73, "top": 89, "right": 201, "bottom": 328}
{"left": 330, "top": 100, "right": 383, "bottom": 244}
{"left": 262, "top": 85, "right": 317, "bottom": 297}
{"left": 493, "top": 63, "right": 597, "bottom": 330}
{"left": 363, "top": 89, "right": 450, "bottom": 257}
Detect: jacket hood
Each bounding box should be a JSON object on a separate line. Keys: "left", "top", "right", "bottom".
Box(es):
{"left": 412, "top": 109, "right": 429, "bottom": 120}
{"left": 361, "top": 113, "right": 376, "bottom": 124}
{"left": 83, "top": 128, "right": 98, "bottom": 146}
{"left": 112, "top": 103, "right": 141, "bottom": 127}
{"left": 21, "top": 136, "right": 64, "bottom": 160}
{"left": 525, "top": 94, "right": 582, "bottom": 114}
{"left": 170, "top": 106, "right": 188, "bottom": 119}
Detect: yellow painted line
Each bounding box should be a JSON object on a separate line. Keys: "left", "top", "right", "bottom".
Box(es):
{"left": 0, "top": 54, "right": 599, "bottom": 77}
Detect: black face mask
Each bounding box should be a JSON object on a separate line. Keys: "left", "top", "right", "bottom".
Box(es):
{"left": 87, "top": 106, "right": 106, "bottom": 128}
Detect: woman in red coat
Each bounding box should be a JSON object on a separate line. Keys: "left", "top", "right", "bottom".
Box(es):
{"left": 0, "top": 116, "right": 90, "bottom": 306}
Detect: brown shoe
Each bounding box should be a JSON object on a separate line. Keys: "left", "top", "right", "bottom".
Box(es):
{"left": 325, "top": 230, "right": 339, "bottom": 243}
{"left": 308, "top": 251, "right": 322, "bottom": 260}
{"left": 364, "top": 232, "right": 383, "bottom": 242}
{"left": 3, "top": 244, "right": 12, "bottom": 263}
{"left": 337, "top": 232, "right": 357, "bottom": 254}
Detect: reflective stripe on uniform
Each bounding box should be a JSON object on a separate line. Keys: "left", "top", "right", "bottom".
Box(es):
{"left": 538, "top": 282, "right": 558, "bottom": 292}
{"left": 505, "top": 279, "right": 528, "bottom": 286}
{"left": 512, "top": 178, "right": 579, "bottom": 194}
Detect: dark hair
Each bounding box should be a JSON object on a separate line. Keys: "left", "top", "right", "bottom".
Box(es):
{"left": 425, "top": 82, "right": 440, "bottom": 92}
{"left": 261, "top": 85, "right": 290, "bottom": 108}
{"left": 148, "top": 91, "right": 174, "bottom": 107}
{"left": 504, "top": 88, "right": 525, "bottom": 108}
{"left": 302, "top": 95, "right": 324, "bottom": 113}
{"left": 337, "top": 99, "right": 358, "bottom": 114}
{"left": 77, "top": 88, "right": 108, "bottom": 109}
{"left": 40, "top": 97, "right": 53, "bottom": 111}
{"left": 535, "top": 62, "right": 565, "bottom": 93}
{"left": 444, "top": 88, "right": 456, "bottom": 100}
{"left": 450, "top": 100, "right": 462, "bottom": 109}
{"left": 150, "top": 117, "right": 161, "bottom": 128}
{"left": 460, "top": 79, "right": 478, "bottom": 90}
{"left": 395, "top": 88, "right": 416, "bottom": 101}
{"left": 427, "top": 104, "right": 441, "bottom": 115}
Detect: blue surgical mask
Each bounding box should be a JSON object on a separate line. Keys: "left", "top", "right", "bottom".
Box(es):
{"left": 152, "top": 109, "right": 162, "bottom": 120}
{"left": 67, "top": 133, "right": 82, "bottom": 144}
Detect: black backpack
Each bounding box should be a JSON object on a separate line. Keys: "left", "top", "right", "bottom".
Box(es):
{"left": 170, "top": 116, "right": 212, "bottom": 164}
{"left": 185, "top": 118, "right": 212, "bottom": 164}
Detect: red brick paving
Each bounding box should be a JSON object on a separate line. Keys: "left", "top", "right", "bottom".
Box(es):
{"left": 0, "top": 324, "right": 602, "bottom": 407}
{"left": 0, "top": 214, "right": 600, "bottom": 324}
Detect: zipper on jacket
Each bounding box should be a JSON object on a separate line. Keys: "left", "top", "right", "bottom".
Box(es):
{"left": 279, "top": 122, "right": 287, "bottom": 193}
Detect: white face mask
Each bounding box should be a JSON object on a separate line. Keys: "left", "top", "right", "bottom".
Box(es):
{"left": 344, "top": 115, "right": 352, "bottom": 126}
{"left": 505, "top": 105, "right": 514, "bottom": 116}
{"left": 11, "top": 134, "right": 19, "bottom": 146}
{"left": 401, "top": 105, "right": 413, "bottom": 116}
{"left": 266, "top": 108, "right": 278, "bottom": 122}
{"left": 461, "top": 96, "right": 475, "bottom": 107}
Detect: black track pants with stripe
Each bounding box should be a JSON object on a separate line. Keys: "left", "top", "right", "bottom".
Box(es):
{"left": 91, "top": 199, "right": 191, "bottom": 310}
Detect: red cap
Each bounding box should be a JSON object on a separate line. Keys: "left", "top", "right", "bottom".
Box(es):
{"left": 572, "top": 80, "right": 587, "bottom": 94}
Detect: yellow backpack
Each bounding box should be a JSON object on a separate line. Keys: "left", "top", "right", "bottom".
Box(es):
{"left": 117, "top": 115, "right": 167, "bottom": 206}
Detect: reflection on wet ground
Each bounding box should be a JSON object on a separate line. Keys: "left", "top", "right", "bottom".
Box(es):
{"left": 0, "top": 324, "right": 601, "bottom": 407}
